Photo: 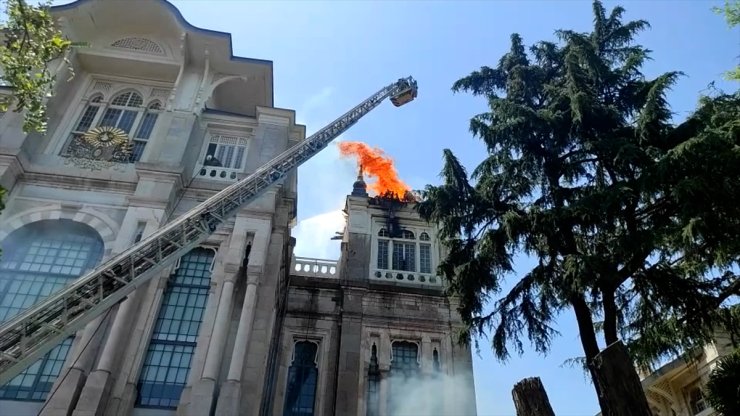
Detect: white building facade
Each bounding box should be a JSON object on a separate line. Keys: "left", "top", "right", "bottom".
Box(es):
{"left": 0, "top": 1, "right": 477, "bottom": 415}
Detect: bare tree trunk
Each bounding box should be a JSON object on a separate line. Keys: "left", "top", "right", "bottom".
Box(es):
{"left": 512, "top": 377, "right": 556, "bottom": 416}
{"left": 591, "top": 341, "right": 652, "bottom": 416}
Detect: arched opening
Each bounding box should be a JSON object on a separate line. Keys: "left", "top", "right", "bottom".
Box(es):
{"left": 205, "top": 77, "right": 263, "bottom": 117}
{"left": 0, "top": 220, "right": 104, "bottom": 401}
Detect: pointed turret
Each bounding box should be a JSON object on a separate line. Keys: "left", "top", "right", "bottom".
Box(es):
{"left": 351, "top": 165, "right": 368, "bottom": 197}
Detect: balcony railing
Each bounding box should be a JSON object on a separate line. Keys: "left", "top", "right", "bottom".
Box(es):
{"left": 196, "top": 165, "right": 241, "bottom": 182}
{"left": 291, "top": 257, "right": 339, "bottom": 279}
{"left": 370, "top": 268, "right": 443, "bottom": 287}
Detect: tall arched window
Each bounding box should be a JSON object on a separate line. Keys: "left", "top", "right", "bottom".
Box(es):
{"left": 130, "top": 101, "right": 162, "bottom": 162}
{"left": 419, "top": 233, "right": 432, "bottom": 274}
{"left": 388, "top": 341, "right": 419, "bottom": 415}
{"left": 0, "top": 220, "right": 104, "bottom": 401}
{"left": 136, "top": 248, "right": 214, "bottom": 409}
{"left": 284, "top": 341, "right": 319, "bottom": 416}
{"left": 64, "top": 90, "right": 160, "bottom": 162}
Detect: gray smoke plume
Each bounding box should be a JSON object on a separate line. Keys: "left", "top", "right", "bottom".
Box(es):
{"left": 385, "top": 373, "right": 478, "bottom": 415}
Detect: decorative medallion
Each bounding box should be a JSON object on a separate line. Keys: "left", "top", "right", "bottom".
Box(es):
{"left": 64, "top": 126, "right": 133, "bottom": 171}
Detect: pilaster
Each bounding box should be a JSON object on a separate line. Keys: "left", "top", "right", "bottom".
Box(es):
{"left": 214, "top": 273, "right": 259, "bottom": 416}
{"left": 333, "top": 287, "right": 367, "bottom": 415}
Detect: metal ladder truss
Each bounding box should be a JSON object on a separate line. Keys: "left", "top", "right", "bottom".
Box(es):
{"left": 0, "top": 77, "right": 418, "bottom": 384}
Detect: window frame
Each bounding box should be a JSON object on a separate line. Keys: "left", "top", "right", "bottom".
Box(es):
{"left": 198, "top": 131, "right": 250, "bottom": 170}
{"left": 0, "top": 220, "right": 104, "bottom": 401}
{"left": 283, "top": 340, "right": 321, "bottom": 416}
{"left": 373, "top": 222, "right": 437, "bottom": 277}
{"left": 134, "top": 247, "right": 215, "bottom": 409}
{"left": 387, "top": 340, "right": 421, "bottom": 415}
{"left": 684, "top": 381, "right": 708, "bottom": 415}
{"left": 57, "top": 82, "right": 163, "bottom": 162}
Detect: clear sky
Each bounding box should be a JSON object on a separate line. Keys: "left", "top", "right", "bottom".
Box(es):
{"left": 55, "top": 0, "right": 738, "bottom": 414}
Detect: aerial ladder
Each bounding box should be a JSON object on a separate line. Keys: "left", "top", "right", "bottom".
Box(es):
{"left": 0, "top": 76, "right": 418, "bottom": 384}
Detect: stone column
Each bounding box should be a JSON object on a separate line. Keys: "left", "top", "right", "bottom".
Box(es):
{"left": 214, "top": 273, "right": 259, "bottom": 416}
{"left": 39, "top": 313, "right": 107, "bottom": 416}
{"left": 186, "top": 271, "right": 237, "bottom": 416}
{"left": 70, "top": 213, "right": 164, "bottom": 416}
{"left": 69, "top": 292, "right": 142, "bottom": 416}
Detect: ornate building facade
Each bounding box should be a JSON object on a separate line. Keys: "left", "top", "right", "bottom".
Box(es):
{"left": 636, "top": 332, "right": 736, "bottom": 416}
{"left": 0, "top": 1, "right": 477, "bottom": 415}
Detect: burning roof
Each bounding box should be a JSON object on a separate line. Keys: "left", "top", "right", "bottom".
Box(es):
{"left": 338, "top": 141, "right": 410, "bottom": 197}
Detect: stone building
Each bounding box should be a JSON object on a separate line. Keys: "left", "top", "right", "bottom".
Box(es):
{"left": 0, "top": 1, "right": 477, "bottom": 415}
{"left": 636, "top": 332, "right": 736, "bottom": 416}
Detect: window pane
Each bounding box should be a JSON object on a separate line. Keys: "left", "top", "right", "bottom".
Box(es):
{"left": 0, "top": 220, "right": 103, "bottom": 401}
{"left": 234, "top": 146, "right": 245, "bottom": 170}
{"left": 389, "top": 342, "right": 419, "bottom": 416}
{"left": 392, "top": 242, "right": 415, "bottom": 272}
{"left": 130, "top": 140, "right": 147, "bottom": 162}
{"left": 420, "top": 244, "right": 431, "bottom": 274}
{"left": 135, "top": 112, "right": 158, "bottom": 140}
{"left": 284, "top": 342, "right": 318, "bottom": 416}
{"left": 136, "top": 248, "right": 214, "bottom": 409}
{"left": 377, "top": 240, "right": 388, "bottom": 269}
{"left": 117, "top": 110, "right": 137, "bottom": 133}
{"left": 99, "top": 108, "right": 121, "bottom": 127}
{"left": 74, "top": 104, "right": 100, "bottom": 132}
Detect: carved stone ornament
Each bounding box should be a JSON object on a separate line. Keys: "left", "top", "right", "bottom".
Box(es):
{"left": 64, "top": 126, "right": 133, "bottom": 171}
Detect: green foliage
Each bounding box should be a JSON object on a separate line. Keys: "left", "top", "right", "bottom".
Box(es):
{"left": 714, "top": 0, "right": 740, "bottom": 26}
{"left": 713, "top": 0, "right": 740, "bottom": 81}
{"left": 706, "top": 349, "right": 740, "bottom": 415}
{"left": 418, "top": 0, "right": 740, "bottom": 384}
{"left": 0, "top": 0, "right": 72, "bottom": 133}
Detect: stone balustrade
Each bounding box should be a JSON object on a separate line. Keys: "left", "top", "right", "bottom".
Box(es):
{"left": 370, "top": 268, "right": 443, "bottom": 287}
{"left": 291, "top": 257, "right": 339, "bottom": 278}
{"left": 197, "top": 165, "right": 240, "bottom": 182}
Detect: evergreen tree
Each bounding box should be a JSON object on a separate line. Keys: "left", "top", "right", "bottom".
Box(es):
{"left": 417, "top": 1, "right": 740, "bottom": 412}
{"left": 706, "top": 348, "right": 740, "bottom": 415}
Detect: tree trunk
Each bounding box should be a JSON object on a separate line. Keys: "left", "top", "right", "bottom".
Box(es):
{"left": 570, "top": 295, "right": 610, "bottom": 411}
{"left": 590, "top": 341, "right": 652, "bottom": 416}
{"left": 512, "top": 377, "right": 556, "bottom": 416}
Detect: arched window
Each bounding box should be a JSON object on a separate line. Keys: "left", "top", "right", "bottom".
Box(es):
{"left": 130, "top": 101, "right": 162, "bottom": 162}
{"left": 99, "top": 91, "right": 143, "bottom": 133}
{"left": 69, "top": 94, "right": 104, "bottom": 138}
{"left": 136, "top": 248, "right": 214, "bottom": 409}
{"left": 284, "top": 341, "right": 319, "bottom": 416}
{"left": 388, "top": 341, "right": 419, "bottom": 414}
{"left": 376, "top": 227, "right": 435, "bottom": 276}
{"left": 64, "top": 90, "right": 159, "bottom": 162}
{"left": 0, "top": 220, "right": 103, "bottom": 401}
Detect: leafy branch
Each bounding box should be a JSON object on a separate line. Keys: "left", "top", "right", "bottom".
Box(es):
{"left": 0, "top": 0, "right": 72, "bottom": 133}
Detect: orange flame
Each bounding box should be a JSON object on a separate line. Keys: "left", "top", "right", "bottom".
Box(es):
{"left": 338, "top": 141, "right": 410, "bottom": 197}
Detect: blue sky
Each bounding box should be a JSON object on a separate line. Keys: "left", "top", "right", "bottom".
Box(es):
{"left": 56, "top": 0, "right": 737, "bottom": 414}
{"left": 165, "top": 1, "right": 736, "bottom": 415}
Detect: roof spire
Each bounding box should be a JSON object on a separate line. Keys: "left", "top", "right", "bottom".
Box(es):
{"left": 351, "top": 164, "right": 368, "bottom": 197}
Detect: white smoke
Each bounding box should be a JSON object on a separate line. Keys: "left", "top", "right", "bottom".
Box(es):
{"left": 384, "top": 373, "right": 477, "bottom": 416}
